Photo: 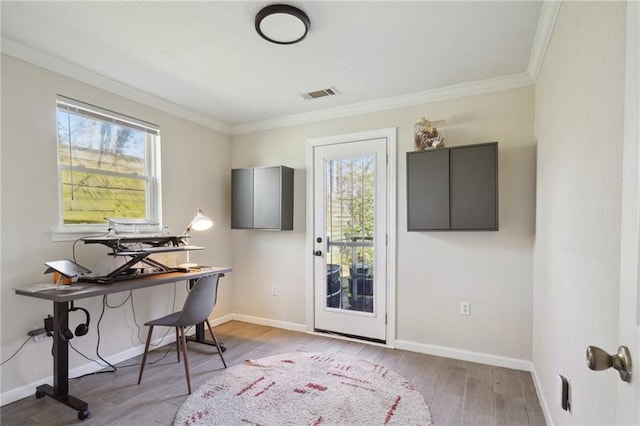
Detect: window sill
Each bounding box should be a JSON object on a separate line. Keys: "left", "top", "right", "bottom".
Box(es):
{"left": 51, "top": 227, "right": 110, "bottom": 242}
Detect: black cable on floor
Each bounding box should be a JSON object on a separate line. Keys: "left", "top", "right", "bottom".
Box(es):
{"left": 116, "top": 342, "right": 176, "bottom": 369}
{"left": 68, "top": 340, "right": 115, "bottom": 381}
{"left": 69, "top": 339, "right": 108, "bottom": 368}
{"left": 96, "top": 296, "right": 118, "bottom": 372}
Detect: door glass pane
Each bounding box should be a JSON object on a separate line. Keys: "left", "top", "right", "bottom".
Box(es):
{"left": 325, "top": 154, "right": 375, "bottom": 313}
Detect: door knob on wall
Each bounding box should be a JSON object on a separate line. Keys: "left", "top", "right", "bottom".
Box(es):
{"left": 586, "top": 345, "right": 632, "bottom": 382}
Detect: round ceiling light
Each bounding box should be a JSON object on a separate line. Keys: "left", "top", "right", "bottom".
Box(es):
{"left": 255, "top": 4, "right": 310, "bottom": 45}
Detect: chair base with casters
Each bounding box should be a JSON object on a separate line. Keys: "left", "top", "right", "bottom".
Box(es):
{"left": 137, "top": 274, "right": 227, "bottom": 394}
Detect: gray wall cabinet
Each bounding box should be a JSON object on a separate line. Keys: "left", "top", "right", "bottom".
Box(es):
{"left": 231, "top": 166, "right": 294, "bottom": 230}
{"left": 407, "top": 142, "right": 498, "bottom": 231}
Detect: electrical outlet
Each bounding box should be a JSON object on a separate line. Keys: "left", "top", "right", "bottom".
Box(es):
{"left": 271, "top": 285, "right": 278, "bottom": 296}
{"left": 460, "top": 302, "right": 471, "bottom": 316}
{"left": 33, "top": 333, "right": 50, "bottom": 343}
{"left": 28, "top": 327, "right": 50, "bottom": 343}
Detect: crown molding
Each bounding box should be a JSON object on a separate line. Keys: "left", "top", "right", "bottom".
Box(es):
{"left": 527, "top": 1, "right": 562, "bottom": 82}
{"left": 231, "top": 73, "right": 534, "bottom": 134}
{"left": 1, "top": 37, "right": 232, "bottom": 134}
{"left": 2, "top": 36, "right": 537, "bottom": 137}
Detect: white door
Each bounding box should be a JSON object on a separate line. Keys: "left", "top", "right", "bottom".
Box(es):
{"left": 308, "top": 130, "right": 395, "bottom": 342}
{"left": 616, "top": 3, "right": 640, "bottom": 423}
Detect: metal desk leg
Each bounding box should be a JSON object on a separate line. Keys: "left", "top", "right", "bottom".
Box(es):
{"left": 187, "top": 323, "right": 226, "bottom": 352}
{"left": 35, "top": 301, "right": 90, "bottom": 421}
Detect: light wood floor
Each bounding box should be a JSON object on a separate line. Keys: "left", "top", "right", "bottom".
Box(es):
{"left": 1, "top": 321, "right": 545, "bottom": 425}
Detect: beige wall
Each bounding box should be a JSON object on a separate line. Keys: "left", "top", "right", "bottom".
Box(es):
{"left": 231, "top": 85, "right": 536, "bottom": 361}
{"left": 1, "top": 5, "right": 633, "bottom": 424}
{"left": 533, "top": 2, "right": 626, "bottom": 424}
{"left": 0, "top": 55, "right": 232, "bottom": 397}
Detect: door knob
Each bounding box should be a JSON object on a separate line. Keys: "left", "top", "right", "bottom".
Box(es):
{"left": 586, "top": 345, "right": 632, "bottom": 382}
{"left": 313, "top": 250, "right": 322, "bottom": 257}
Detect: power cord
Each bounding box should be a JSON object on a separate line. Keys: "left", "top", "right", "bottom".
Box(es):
{"left": 105, "top": 290, "right": 145, "bottom": 345}
{"left": 73, "top": 230, "right": 111, "bottom": 263}
{"left": 129, "top": 292, "right": 144, "bottom": 343}
{"left": 130, "top": 283, "right": 178, "bottom": 347}
{"left": 69, "top": 342, "right": 178, "bottom": 380}
{"left": 76, "top": 283, "right": 183, "bottom": 373}
{"left": 80, "top": 284, "right": 178, "bottom": 373}
{"left": 0, "top": 336, "right": 31, "bottom": 365}
{"left": 95, "top": 296, "right": 118, "bottom": 372}
{"left": 69, "top": 340, "right": 108, "bottom": 369}
{"left": 105, "top": 291, "right": 132, "bottom": 308}
{"left": 116, "top": 342, "right": 176, "bottom": 369}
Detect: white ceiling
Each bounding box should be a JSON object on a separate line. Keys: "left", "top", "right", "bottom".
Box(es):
{"left": 1, "top": 1, "right": 546, "bottom": 133}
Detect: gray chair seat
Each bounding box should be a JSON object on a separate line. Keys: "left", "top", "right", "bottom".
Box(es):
{"left": 145, "top": 311, "right": 184, "bottom": 327}
{"left": 137, "top": 274, "right": 227, "bottom": 394}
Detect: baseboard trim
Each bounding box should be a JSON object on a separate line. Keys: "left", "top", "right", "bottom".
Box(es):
{"left": 530, "top": 363, "right": 554, "bottom": 426}
{"left": 395, "top": 339, "right": 533, "bottom": 372}
{"left": 210, "top": 313, "right": 234, "bottom": 327}
{"left": 226, "top": 315, "right": 533, "bottom": 371}
{"left": 230, "top": 313, "right": 307, "bottom": 333}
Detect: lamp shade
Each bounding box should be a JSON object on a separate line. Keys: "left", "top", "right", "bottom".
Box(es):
{"left": 186, "top": 209, "right": 213, "bottom": 232}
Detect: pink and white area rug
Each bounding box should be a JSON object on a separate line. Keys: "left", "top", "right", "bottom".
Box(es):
{"left": 174, "top": 351, "right": 432, "bottom": 426}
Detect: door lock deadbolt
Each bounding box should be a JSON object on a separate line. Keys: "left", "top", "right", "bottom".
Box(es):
{"left": 313, "top": 250, "right": 322, "bottom": 257}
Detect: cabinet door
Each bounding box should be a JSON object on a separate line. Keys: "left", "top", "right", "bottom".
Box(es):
{"left": 231, "top": 168, "right": 254, "bottom": 229}
{"left": 407, "top": 149, "right": 450, "bottom": 230}
{"left": 254, "top": 167, "right": 281, "bottom": 229}
{"left": 449, "top": 143, "right": 498, "bottom": 230}
{"left": 279, "top": 166, "right": 294, "bottom": 230}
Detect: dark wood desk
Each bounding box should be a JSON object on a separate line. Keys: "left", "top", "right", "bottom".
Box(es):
{"left": 15, "top": 267, "right": 231, "bottom": 421}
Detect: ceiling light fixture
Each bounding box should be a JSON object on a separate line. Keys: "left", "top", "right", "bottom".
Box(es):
{"left": 255, "top": 4, "right": 310, "bottom": 45}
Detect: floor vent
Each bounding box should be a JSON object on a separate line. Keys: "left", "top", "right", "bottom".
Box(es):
{"left": 302, "top": 87, "right": 340, "bottom": 100}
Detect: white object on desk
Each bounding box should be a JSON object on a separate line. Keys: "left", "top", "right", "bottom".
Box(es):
{"left": 17, "top": 283, "right": 85, "bottom": 293}
{"left": 17, "top": 283, "right": 58, "bottom": 293}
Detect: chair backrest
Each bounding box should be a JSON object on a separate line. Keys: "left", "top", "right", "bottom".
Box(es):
{"left": 175, "top": 274, "right": 220, "bottom": 326}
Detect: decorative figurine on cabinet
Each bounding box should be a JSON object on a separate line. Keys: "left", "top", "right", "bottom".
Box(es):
{"left": 414, "top": 117, "right": 445, "bottom": 150}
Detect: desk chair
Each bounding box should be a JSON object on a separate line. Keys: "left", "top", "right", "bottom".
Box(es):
{"left": 137, "top": 274, "right": 227, "bottom": 394}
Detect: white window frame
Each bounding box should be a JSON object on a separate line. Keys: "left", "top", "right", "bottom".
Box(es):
{"left": 52, "top": 96, "right": 162, "bottom": 241}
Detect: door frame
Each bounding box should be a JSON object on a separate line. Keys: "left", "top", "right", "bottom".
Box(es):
{"left": 305, "top": 128, "right": 397, "bottom": 347}
{"left": 617, "top": 2, "right": 640, "bottom": 423}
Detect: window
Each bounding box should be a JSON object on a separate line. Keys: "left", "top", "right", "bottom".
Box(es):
{"left": 55, "top": 96, "right": 161, "bottom": 234}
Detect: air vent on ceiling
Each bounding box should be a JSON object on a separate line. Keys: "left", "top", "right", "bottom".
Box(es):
{"left": 302, "top": 87, "right": 340, "bottom": 100}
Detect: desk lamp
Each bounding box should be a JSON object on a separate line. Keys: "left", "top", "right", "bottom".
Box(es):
{"left": 179, "top": 209, "right": 213, "bottom": 269}
{"left": 184, "top": 209, "right": 213, "bottom": 235}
